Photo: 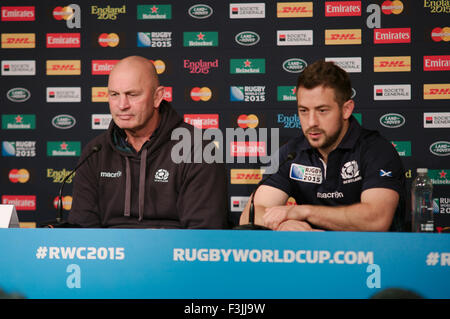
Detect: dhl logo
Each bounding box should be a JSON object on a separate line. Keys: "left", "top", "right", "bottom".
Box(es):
{"left": 1, "top": 33, "right": 35, "bottom": 48}
{"left": 325, "top": 29, "right": 361, "bottom": 45}
{"left": 92, "top": 87, "right": 109, "bottom": 102}
{"left": 277, "top": 2, "right": 313, "bottom": 17}
{"left": 230, "top": 169, "right": 264, "bottom": 184}
{"left": 46, "top": 60, "right": 81, "bottom": 75}
{"left": 424, "top": 84, "right": 450, "bottom": 100}
{"left": 331, "top": 34, "right": 356, "bottom": 40}
{"left": 374, "top": 56, "right": 411, "bottom": 72}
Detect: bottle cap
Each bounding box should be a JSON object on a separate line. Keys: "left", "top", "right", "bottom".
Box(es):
{"left": 417, "top": 168, "right": 428, "bottom": 173}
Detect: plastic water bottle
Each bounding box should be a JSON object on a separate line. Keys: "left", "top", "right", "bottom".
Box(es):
{"left": 411, "top": 168, "right": 434, "bottom": 232}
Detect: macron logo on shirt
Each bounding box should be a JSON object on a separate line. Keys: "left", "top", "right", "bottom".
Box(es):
{"left": 100, "top": 171, "right": 122, "bottom": 178}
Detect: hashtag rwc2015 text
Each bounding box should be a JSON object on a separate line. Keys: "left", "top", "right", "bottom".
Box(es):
{"left": 426, "top": 252, "right": 450, "bottom": 266}
{"left": 35, "top": 246, "right": 125, "bottom": 260}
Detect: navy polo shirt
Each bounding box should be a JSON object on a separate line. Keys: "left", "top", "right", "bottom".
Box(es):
{"left": 264, "top": 116, "right": 406, "bottom": 231}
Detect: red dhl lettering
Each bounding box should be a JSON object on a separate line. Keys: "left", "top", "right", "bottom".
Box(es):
{"left": 282, "top": 6, "right": 308, "bottom": 13}
{"left": 51, "top": 64, "right": 77, "bottom": 71}
{"left": 94, "top": 92, "right": 108, "bottom": 97}
{"left": 429, "top": 88, "right": 450, "bottom": 95}
{"left": 6, "top": 38, "right": 32, "bottom": 44}
{"left": 331, "top": 33, "right": 357, "bottom": 40}
{"left": 236, "top": 174, "right": 262, "bottom": 180}
{"left": 379, "top": 61, "right": 407, "bottom": 67}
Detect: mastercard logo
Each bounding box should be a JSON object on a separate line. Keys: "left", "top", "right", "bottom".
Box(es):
{"left": 52, "top": 6, "right": 76, "bottom": 21}
{"left": 190, "top": 87, "right": 212, "bottom": 101}
{"left": 431, "top": 27, "right": 450, "bottom": 42}
{"left": 8, "top": 169, "right": 30, "bottom": 183}
{"left": 98, "top": 33, "right": 120, "bottom": 47}
{"left": 151, "top": 59, "right": 166, "bottom": 74}
{"left": 381, "top": 0, "right": 404, "bottom": 15}
{"left": 53, "top": 196, "right": 73, "bottom": 211}
{"left": 237, "top": 114, "right": 259, "bottom": 128}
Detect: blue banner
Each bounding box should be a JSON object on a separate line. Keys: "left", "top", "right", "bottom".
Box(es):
{"left": 0, "top": 229, "right": 449, "bottom": 299}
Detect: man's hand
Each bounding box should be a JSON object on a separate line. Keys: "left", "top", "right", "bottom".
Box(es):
{"left": 263, "top": 205, "right": 310, "bottom": 230}
{"left": 262, "top": 205, "right": 292, "bottom": 230}
{"left": 263, "top": 205, "right": 322, "bottom": 231}
{"left": 277, "top": 220, "right": 323, "bottom": 231}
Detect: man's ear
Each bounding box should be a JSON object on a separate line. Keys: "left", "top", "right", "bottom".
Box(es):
{"left": 153, "top": 86, "right": 165, "bottom": 108}
{"left": 342, "top": 99, "right": 355, "bottom": 120}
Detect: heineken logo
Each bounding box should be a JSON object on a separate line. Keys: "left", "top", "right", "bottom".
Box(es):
{"left": 282, "top": 58, "right": 307, "bottom": 73}
{"left": 230, "top": 59, "right": 265, "bottom": 74}
{"left": 188, "top": 4, "right": 213, "bottom": 19}
{"left": 52, "top": 114, "right": 76, "bottom": 129}
{"left": 430, "top": 141, "right": 450, "bottom": 156}
{"left": 277, "top": 86, "right": 296, "bottom": 101}
{"left": 183, "top": 31, "right": 218, "bottom": 47}
{"left": 137, "top": 5, "right": 171, "bottom": 20}
{"left": 235, "top": 31, "right": 260, "bottom": 46}
{"left": 379, "top": 113, "right": 405, "bottom": 128}
{"left": 47, "top": 141, "right": 81, "bottom": 157}
{"left": 1, "top": 114, "right": 35, "bottom": 130}
{"left": 7, "top": 88, "right": 30, "bottom": 102}
{"left": 428, "top": 169, "right": 450, "bottom": 185}
{"left": 391, "top": 141, "right": 411, "bottom": 157}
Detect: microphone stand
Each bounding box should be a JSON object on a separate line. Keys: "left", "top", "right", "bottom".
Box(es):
{"left": 234, "top": 152, "right": 296, "bottom": 230}
{"left": 38, "top": 145, "right": 102, "bottom": 228}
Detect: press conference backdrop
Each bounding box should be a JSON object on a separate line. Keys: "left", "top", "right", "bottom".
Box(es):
{"left": 0, "top": 1, "right": 449, "bottom": 229}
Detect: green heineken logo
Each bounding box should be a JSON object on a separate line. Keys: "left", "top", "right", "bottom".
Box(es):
{"left": 137, "top": 5, "right": 171, "bottom": 20}
{"left": 230, "top": 59, "right": 265, "bottom": 74}
{"left": 391, "top": 141, "right": 411, "bottom": 157}
{"left": 277, "top": 86, "right": 296, "bottom": 101}
{"left": 183, "top": 32, "right": 218, "bottom": 47}
{"left": 47, "top": 141, "right": 81, "bottom": 157}
{"left": 2, "top": 114, "right": 35, "bottom": 129}
{"left": 428, "top": 169, "right": 450, "bottom": 185}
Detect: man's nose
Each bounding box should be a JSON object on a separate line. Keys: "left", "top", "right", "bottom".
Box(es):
{"left": 307, "top": 111, "right": 319, "bottom": 127}
{"left": 118, "top": 94, "right": 130, "bottom": 110}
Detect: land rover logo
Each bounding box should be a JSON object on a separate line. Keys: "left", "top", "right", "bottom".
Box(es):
{"left": 188, "top": 4, "right": 213, "bottom": 19}
{"left": 379, "top": 113, "right": 405, "bottom": 128}
{"left": 52, "top": 114, "right": 76, "bottom": 129}
{"left": 235, "top": 31, "right": 260, "bottom": 46}
{"left": 430, "top": 141, "right": 450, "bottom": 156}
{"left": 7, "top": 88, "right": 30, "bottom": 102}
{"left": 282, "top": 58, "right": 307, "bottom": 73}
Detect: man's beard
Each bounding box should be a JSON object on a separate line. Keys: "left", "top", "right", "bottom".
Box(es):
{"left": 305, "top": 122, "right": 343, "bottom": 152}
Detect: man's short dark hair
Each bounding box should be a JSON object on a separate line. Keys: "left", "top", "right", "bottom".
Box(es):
{"left": 296, "top": 60, "right": 352, "bottom": 106}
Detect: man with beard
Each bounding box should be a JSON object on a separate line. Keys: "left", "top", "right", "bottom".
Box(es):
{"left": 239, "top": 60, "right": 406, "bottom": 232}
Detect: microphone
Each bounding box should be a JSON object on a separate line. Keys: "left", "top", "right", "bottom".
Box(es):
{"left": 234, "top": 152, "right": 296, "bottom": 230}
{"left": 39, "top": 144, "right": 102, "bottom": 228}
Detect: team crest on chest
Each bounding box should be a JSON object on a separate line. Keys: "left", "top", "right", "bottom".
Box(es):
{"left": 341, "top": 160, "right": 362, "bottom": 184}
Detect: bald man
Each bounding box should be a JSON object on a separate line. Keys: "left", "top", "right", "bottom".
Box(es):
{"left": 68, "top": 56, "right": 229, "bottom": 228}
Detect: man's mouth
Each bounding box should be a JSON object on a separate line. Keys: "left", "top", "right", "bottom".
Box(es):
{"left": 117, "top": 114, "right": 133, "bottom": 120}
{"left": 307, "top": 130, "right": 323, "bottom": 139}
